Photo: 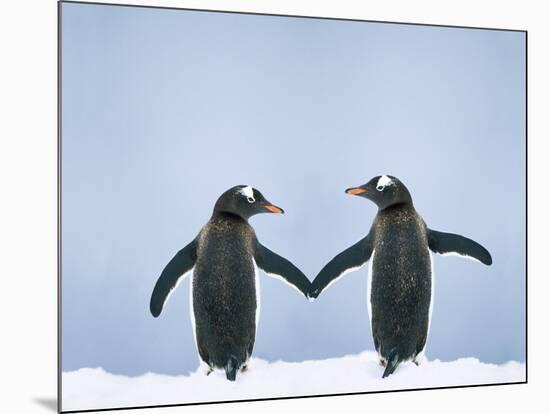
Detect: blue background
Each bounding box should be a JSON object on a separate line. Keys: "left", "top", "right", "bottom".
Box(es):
{"left": 61, "top": 3, "right": 526, "bottom": 376}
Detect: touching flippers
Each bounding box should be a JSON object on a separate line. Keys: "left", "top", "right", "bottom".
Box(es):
{"left": 428, "top": 229, "right": 492, "bottom": 265}
{"left": 309, "top": 232, "right": 374, "bottom": 299}
{"left": 150, "top": 238, "right": 198, "bottom": 317}
{"left": 254, "top": 240, "right": 311, "bottom": 297}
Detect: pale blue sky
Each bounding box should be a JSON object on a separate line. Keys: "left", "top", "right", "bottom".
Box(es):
{"left": 61, "top": 2, "right": 525, "bottom": 376}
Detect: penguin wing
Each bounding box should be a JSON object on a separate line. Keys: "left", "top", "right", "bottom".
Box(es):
{"left": 309, "top": 233, "right": 374, "bottom": 299}
{"left": 150, "top": 238, "right": 198, "bottom": 317}
{"left": 254, "top": 242, "right": 311, "bottom": 298}
{"left": 427, "top": 229, "right": 492, "bottom": 265}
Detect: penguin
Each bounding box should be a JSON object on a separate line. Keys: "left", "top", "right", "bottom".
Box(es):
{"left": 150, "top": 185, "right": 311, "bottom": 381}
{"left": 309, "top": 175, "right": 492, "bottom": 378}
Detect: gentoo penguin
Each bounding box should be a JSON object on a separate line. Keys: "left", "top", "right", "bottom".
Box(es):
{"left": 150, "top": 185, "right": 311, "bottom": 381}
{"left": 309, "top": 175, "right": 492, "bottom": 378}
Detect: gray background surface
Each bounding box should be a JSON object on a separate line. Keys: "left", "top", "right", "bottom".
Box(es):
{"left": 61, "top": 3, "right": 525, "bottom": 376}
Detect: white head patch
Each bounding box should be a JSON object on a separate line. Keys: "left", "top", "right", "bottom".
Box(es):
{"left": 376, "top": 175, "right": 394, "bottom": 191}
{"left": 238, "top": 185, "right": 255, "bottom": 203}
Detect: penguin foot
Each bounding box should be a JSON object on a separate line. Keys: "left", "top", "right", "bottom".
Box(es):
{"left": 413, "top": 351, "right": 425, "bottom": 366}
{"left": 240, "top": 364, "right": 248, "bottom": 373}
{"left": 378, "top": 359, "right": 387, "bottom": 367}
{"left": 200, "top": 361, "right": 213, "bottom": 376}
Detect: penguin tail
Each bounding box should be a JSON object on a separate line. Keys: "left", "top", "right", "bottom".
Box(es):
{"left": 382, "top": 349, "right": 400, "bottom": 378}
{"left": 224, "top": 356, "right": 239, "bottom": 382}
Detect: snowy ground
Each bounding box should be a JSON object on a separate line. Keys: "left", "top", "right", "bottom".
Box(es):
{"left": 62, "top": 351, "right": 525, "bottom": 412}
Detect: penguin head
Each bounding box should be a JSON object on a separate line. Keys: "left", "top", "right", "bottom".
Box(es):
{"left": 213, "top": 185, "right": 285, "bottom": 219}
{"left": 345, "top": 175, "right": 413, "bottom": 209}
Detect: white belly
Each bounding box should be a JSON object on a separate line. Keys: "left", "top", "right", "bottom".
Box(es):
{"left": 366, "top": 249, "right": 375, "bottom": 326}
{"left": 426, "top": 253, "right": 435, "bottom": 345}
{"left": 189, "top": 273, "right": 198, "bottom": 353}
{"left": 252, "top": 259, "right": 261, "bottom": 332}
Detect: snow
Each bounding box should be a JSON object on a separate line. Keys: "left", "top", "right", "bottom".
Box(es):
{"left": 62, "top": 352, "right": 525, "bottom": 412}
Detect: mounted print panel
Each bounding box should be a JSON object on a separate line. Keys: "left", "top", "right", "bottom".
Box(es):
{"left": 59, "top": 1, "right": 526, "bottom": 412}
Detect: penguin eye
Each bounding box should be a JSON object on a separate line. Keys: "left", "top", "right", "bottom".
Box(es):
{"left": 237, "top": 186, "right": 256, "bottom": 203}
{"left": 376, "top": 185, "right": 384, "bottom": 191}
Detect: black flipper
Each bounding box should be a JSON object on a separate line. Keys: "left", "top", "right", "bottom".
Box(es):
{"left": 254, "top": 241, "right": 311, "bottom": 298}
{"left": 427, "top": 229, "right": 492, "bottom": 265}
{"left": 382, "top": 349, "right": 400, "bottom": 378}
{"left": 309, "top": 232, "right": 374, "bottom": 299}
{"left": 150, "top": 238, "right": 198, "bottom": 317}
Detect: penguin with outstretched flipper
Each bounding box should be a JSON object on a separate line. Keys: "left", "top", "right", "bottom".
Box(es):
{"left": 309, "top": 175, "right": 492, "bottom": 378}
{"left": 150, "top": 185, "right": 311, "bottom": 381}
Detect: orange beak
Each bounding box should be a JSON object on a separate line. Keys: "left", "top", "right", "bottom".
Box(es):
{"left": 264, "top": 204, "right": 284, "bottom": 214}
{"left": 345, "top": 187, "right": 367, "bottom": 195}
